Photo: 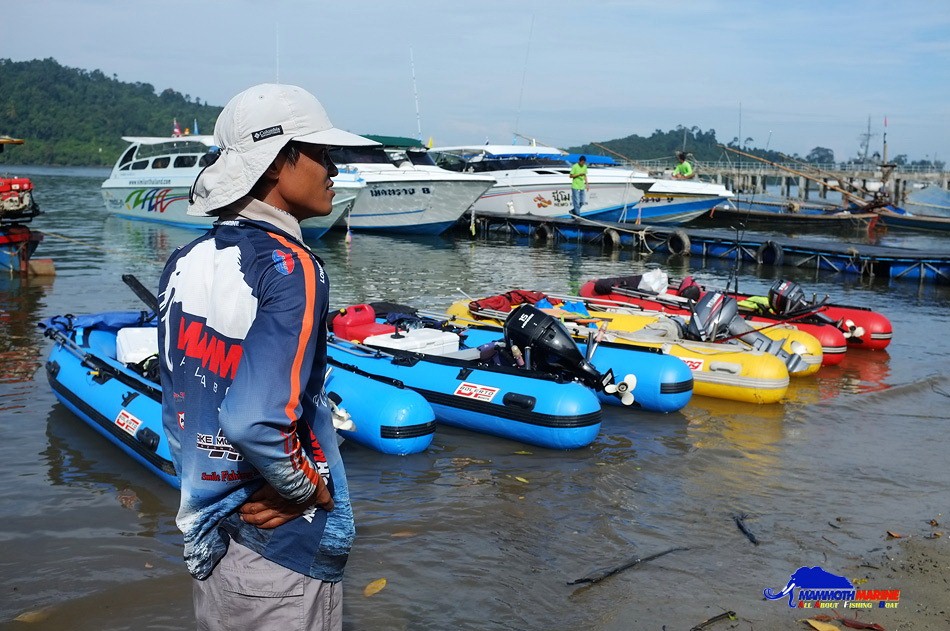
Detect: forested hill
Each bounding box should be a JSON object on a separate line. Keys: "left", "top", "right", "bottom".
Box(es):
{"left": 567, "top": 128, "right": 789, "bottom": 166}
{"left": 0, "top": 58, "right": 222, "bottom": 166}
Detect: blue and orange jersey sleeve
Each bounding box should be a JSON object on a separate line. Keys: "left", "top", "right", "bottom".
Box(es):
{"left": 217, "top": 231, "right": 328, "bottom": 504}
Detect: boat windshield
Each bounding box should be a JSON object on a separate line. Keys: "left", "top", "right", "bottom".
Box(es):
{"left": 331, "top": 146, "right": 393, "bottom": 165}
{"left": 385, "top": 149, "right": 437, "bottom": 167}
{"left": 405, "top": 150, "right": 436, "bottom": 167}
{"left": 117, "top": 140, "right": 210, "bottom": 170}
{"left": 135, "top": 140, "right": 210, "bottom": 160}
{"left": 435, "top": 154, "right": 569, "bottom": 173}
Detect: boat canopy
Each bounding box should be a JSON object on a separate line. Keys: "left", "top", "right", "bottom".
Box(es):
{"left": 431, "top": 145, "right": 616, "bottom": 165}
{"left": 121, "top": 135, "right": 216, "bottom": 146}
{"left": 362, "top": 134, "right": 425, "bottom": 149}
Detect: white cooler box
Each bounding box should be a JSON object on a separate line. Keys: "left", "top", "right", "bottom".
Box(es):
{"left": 363, "top": 328, "right": 460, "bottom": 355}
{"left": 116, "top": 327, "right": 159, "bottom": 364}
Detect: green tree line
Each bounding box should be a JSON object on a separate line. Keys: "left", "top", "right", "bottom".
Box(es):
{"left": 0, "top": 58, "right": 221, "bottom": 166}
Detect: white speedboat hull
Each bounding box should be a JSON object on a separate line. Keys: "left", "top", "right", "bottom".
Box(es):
{"left": 100, "top": 136, "right": 358, "bottom": 239}
{"left": 335, "top": 167, "right": 493, "bottom": 235}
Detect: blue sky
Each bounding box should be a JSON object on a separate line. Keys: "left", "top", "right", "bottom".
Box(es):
{"left": 9, "top": 1, "right": 950, "bottom": 162}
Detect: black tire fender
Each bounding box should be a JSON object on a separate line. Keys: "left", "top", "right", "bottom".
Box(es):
{"left": 756, "top": 240, "right": 784, "bottom": 266}
{"left": 603, "top": 228, "right": 621, "bottom": 249}
{"left": 666, "top": 229, "right": 691, "bottom": 256}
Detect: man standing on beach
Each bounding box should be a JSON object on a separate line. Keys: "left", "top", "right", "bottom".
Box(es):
{"left": 158, "top": 83, "right": 375, "bottom": 630}
{"left": 570, "top": 155, "right": 589, "bottom": 217}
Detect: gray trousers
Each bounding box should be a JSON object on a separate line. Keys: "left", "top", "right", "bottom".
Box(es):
{"left": 193, "top": 539, "right": 342, "bottom": 631}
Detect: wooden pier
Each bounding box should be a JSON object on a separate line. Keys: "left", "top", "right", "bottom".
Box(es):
{"left": 619, "top": 158, "right": 949, "bottom": 205}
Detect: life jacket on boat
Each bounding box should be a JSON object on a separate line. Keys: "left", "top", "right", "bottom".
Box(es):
{"left": 737, "top": 295, "right": 772, "bottom": 315}
{"left": 468, "top": 289, "right": 547, "bottom": 315}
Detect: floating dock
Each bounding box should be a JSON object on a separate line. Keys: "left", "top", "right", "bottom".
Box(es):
{"left": 464, "top": 214, "right": 950, "bottom": 284}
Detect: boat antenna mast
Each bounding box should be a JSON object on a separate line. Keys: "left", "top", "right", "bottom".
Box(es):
{"left": 410, "top": 46, "right": 423, "bottom": 142}
{"left": 512, "top": 13, "right": 535, "bottom": 141}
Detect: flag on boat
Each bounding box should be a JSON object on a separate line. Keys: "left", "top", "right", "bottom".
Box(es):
{"left": 172, "top": 118, "right": 182, "bottom": 137}
{"left": 194, "top": 118, "right": 200, "bottom": 135}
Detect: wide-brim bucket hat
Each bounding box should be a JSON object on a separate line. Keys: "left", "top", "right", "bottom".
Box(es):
{"left": 188, "top": 83, "right": 377, "bottom": 216}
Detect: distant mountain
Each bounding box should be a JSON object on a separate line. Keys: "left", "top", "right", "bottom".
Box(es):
{"left": 0, "top": 58, "right": 222, "bottom": 166}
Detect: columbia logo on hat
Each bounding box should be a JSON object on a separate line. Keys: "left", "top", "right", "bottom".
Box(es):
{"left": 252, "top": 125, "right": 284, "bottom": 142}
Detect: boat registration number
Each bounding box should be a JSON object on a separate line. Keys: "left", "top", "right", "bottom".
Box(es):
{"left": 454, "top": 382, "right": 500, "bottom": 402}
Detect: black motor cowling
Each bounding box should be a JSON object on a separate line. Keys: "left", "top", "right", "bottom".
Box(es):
{"left": 768, "top": 280, "right": 807, "bottom": 316}
{"left": 686, "top": 291, "right": 738, "bottom": 342}
{"left": 503, "top": 304, "right": 611, "bottom": 391}
{"left": 687, "top": 291, "right": 806, "bottom": 373}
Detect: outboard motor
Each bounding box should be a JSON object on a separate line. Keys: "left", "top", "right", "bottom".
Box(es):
{"left": 768, "top": 280, "right": 808, "bottom": 316}
{"left": 503, "top": 304, "right": 635, "bottom": 405}
{"left": 686, "top": 291, "right": 738, "bottom": 342}
{"left": 688, "top": 292, "right": 806, "bottom": 373}
{"left": 767, "top": 279, "right": 863, "bottom": 339}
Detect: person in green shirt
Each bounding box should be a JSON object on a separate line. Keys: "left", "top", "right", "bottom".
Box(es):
{"left": 569, "top": 155, "right": 588, "bottom": 217}
{"left": 672, "top": 151, "right": 694, "bottom": 179}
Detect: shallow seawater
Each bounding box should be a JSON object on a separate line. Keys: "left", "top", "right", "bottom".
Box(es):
{"left": 1, "top": 168, "right": 949, "bottom": 630}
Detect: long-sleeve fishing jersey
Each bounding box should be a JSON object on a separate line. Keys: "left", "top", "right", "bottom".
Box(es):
{"left": 158, "top": 198, "right": 353, "bottom": 581}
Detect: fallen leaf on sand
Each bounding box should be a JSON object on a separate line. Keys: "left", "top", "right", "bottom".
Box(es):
{"left": 363, "top": 578, "right": 387, "bottom": 597}
{"left": 801, "top": 619, "right": 840, "bottom": 631}
{"left": 885, "top": 531, "right": 904, "bottom": 539}
{"left": 14, "top": 607, "right": 53, "bottom": 623}
{"left": 513, "top": 450, "right": 532, "bottom": 455}
{"left": 514, "top": 476, "right": 529, "bottom": 484}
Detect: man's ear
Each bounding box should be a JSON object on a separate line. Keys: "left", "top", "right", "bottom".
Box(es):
{"left": 261, "top": 153, "right": 286, "bottom": 182}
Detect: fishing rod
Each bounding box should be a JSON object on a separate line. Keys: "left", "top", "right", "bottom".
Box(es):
{"left": 591, "top": 143, "right": 651, "bottom": 172}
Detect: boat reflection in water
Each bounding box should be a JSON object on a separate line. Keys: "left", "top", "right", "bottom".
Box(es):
{"left": 0, "top": 274, "right": 52, "bottom": 383}
{"left": 785, "top": 350, "right": 892, "bottom": 405}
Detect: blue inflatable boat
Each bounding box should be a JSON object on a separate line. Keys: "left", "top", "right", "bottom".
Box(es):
{"left": 40, "top": 312, "right": 436, "bottom": 488}
{"left": 328, "top": 303, "right": 633, "bottom": 449}
{"left": 336, "top": 302, "right": 694, "bottom": 414}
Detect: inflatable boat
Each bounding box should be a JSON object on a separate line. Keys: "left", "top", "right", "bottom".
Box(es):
{"left": 334, "top": 302, "right": 694, "bottom": 415}
{"left": 40, "top": 312, "right": 436, "bottom": 489}
{"left": 582, "top": 275, "right": 889, "bottom": 353}
{"left": 329, "top": 303, "right": 638, "bottom": 449}
{"left": 444, "top": 298, "right": 796, "bottom": 405}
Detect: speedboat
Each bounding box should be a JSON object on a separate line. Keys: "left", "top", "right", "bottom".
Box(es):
{"left": 100, "top": 135, "right": 361, "bottom": 239}
{"left": 428, "top": 144, "right": 733, "bottom": 224}
{"left": 329, "top": 138, "right": 495, "bottom": 235}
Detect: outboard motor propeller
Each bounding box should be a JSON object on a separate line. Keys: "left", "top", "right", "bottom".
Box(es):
{"left": 504, "top": 304, "right": 635, "bottom": 405}
{"left": 689, "top": 291, "right": 806, "bottom": 373}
